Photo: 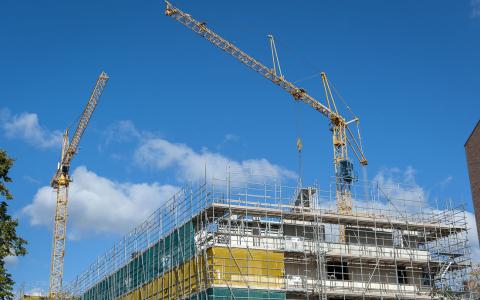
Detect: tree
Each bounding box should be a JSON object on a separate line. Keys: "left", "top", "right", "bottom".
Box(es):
{"left": 0, "top": 149, "right": 27, "bottom": 300}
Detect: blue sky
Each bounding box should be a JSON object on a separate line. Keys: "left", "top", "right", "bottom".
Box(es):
{"left": 1, "top": 0, "right": 479, "bottom": 294}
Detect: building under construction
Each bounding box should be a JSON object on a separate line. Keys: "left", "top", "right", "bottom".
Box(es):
{"left": 40, "top": 3, "right": 473, "bottom": 299}
{"left": 63, "top": 170, "right": 472, "bottom": 300}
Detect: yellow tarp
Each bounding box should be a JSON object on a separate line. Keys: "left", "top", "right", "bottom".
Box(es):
{"left": 210, "top": 247, "right": 284, "bottom": 289}
{"left": 119, "top": 247, "right": 284, "bottom": 300}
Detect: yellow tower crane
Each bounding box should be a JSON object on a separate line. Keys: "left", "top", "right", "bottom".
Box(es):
{"left": 164, "top": 2, "right": 368, "bottom": 240}
{"left": 49, "top": 72, "right": 109, "bottom": 298}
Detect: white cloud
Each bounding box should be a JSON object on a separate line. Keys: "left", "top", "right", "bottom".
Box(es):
{"left": 216, "top": 133, "right": 241, "bottom": 150}
{"left": 370, "top": 167, "right": 479, "bottom": 263}
{"left": 23, "top": 166, "right": 178, "bottom": 239}
{"left": 101, "top": 120, "right": 295, "bottom": 182}
{"left": 224, "top": 133, "right": 239, "bottom": 142}
{"left": 134, "top": 137, "right": 296, "bottom": 182}
{"left": 23, "top": 175, "right": 40, "bottom": 185}
{"left": 372, "top": 166, "right": 426, "bottom": 207}
{"left": 22, "top": 120, "right": 295, "bottom": 239}
{"left": 100, "top": 120, "right": 296, "bottom": 182}
{"left": 439, "top": 175, "right": 453, "bottom": 189}
{"left": 103, "top": 120, "right": 143, "bottom": 145}
{"left": 472, "top": 0, "right": 480, "bottom": 17}
{"left": 4, "top": 255, "right": 18, "bottom": 265}
{"left": 466, "top": 211, "right": 480, "bottom": 261}
{"left": 0, "top": 108, "right": 62, "bottom": 149}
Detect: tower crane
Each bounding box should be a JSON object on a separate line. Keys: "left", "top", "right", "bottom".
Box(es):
{"left": 163, "top": 2, "right": 368, "bottom": 239}
{"left": 49, "top": 72, "right": 109, "bottom": 298}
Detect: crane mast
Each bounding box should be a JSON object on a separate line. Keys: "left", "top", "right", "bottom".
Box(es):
{"left": 164, "top": 2, "right": 368, "bottom": 230}
{"left": 49, "top": 72, "right": 109, "bottom": 299}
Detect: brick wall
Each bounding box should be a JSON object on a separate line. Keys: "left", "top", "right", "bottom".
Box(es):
{"left": 465, "top": 121, "right": 480, "bottom": 244}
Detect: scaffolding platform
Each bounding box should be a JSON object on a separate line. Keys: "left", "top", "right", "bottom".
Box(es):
{"left": 63, "top": 172, "right": 473, "bottom": 300}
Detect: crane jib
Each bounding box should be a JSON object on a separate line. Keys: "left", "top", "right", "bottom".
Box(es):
{"left": 63, "top": 73, "right": 108, "bottom": 166}
{"left": 164, "top": 1, "right": 367, "bottom": 168}
{"left": 164, "top": 1, "right": 335, "bottom": 119}
{"left": 165, "top": 0, "right": 368, "bottom": 245}
{"left": 49, "top": 72, "right": 109, "bottom": 298}
{"left": 50, "top": 73, "right": 109, "bottom": 188}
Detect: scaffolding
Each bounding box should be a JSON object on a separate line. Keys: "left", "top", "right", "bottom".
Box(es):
{"left": 63, "top": 170, "right": 472, "bottom": 300}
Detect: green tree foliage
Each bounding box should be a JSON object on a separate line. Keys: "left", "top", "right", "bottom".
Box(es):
{"left": 0, "top": 149, "right": 27, "bottom": 300}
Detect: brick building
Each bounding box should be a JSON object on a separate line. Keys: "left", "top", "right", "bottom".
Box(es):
{"left": 465, "top": 120, "right": 480, "bottom": 243}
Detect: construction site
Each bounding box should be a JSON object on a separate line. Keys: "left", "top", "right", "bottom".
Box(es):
{"left": 21, "top": 1, "right": 474, "bottom": 300}
{"left": 60, "top": 171, "right": 472, "bottom": 300}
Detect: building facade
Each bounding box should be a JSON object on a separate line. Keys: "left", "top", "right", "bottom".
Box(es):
{"left": 466, "top": 120, "right": 480, "bottom": 244}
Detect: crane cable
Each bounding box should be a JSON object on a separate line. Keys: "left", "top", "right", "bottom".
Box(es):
{"left": 268, "top": 34, "right": 305, "bottom": 185}
{"left": 330, "top": 80, "right": 365, "bottom": 154}
{"left": 330, "top": 81, "right": 356, "bottom": 119}
{"left": 295, "top": 101, "right": 303, "bottom": 186}
{"left": 293, "top": 72, "right": 322, "bottom": 84}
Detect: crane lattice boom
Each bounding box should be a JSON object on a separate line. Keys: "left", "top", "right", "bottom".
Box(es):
{"left": 164, "top": 1, "right": 366, "bottom": 166}
{"left": 164, "top": 2, "right": 335, "bottom": 116}
{"left": 164, "top": 2, "right": 368, "bottom": 238}
{"left": 49, "top": 72, "right": 109, "bottom": 299}
{"left": 51, "top": 71, "right": 109, "bottom": 188}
